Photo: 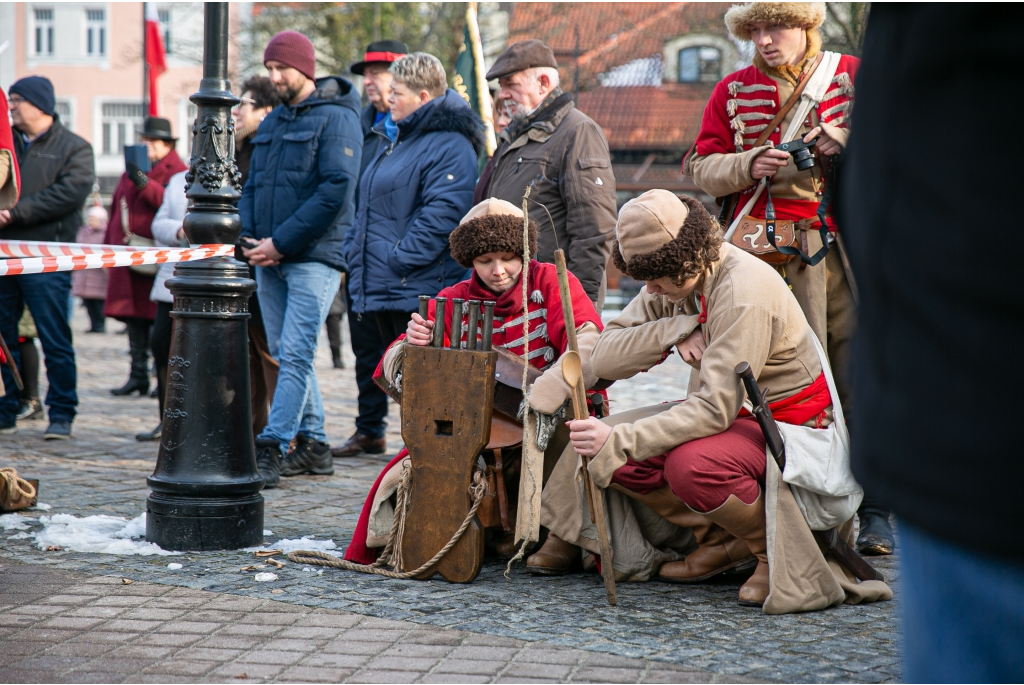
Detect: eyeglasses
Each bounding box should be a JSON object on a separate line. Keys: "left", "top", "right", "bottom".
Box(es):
{"left": 233, "top": 97, "right": 256, "bottom": 110}
{"left": 8, "top": 96, "right": 26, "bottom": 107}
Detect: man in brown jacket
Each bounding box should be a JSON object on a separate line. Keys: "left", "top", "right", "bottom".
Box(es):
{"left": 527, "top": 190, "right": 891, "bottom": 613}
{"left": 475, "top": 40, "right": 616, "bottom": 308}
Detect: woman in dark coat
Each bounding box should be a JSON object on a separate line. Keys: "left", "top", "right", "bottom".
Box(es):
{"left": 343, "top": 52, "right": 483, "bottom": 348}
{"left": 103, "top": 117, "right": 187, "bottom": 396}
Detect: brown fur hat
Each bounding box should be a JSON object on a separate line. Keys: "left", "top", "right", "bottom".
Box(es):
{"left": 449, "top": 198, "right": 538, "bottom": 268}
{"left": 611, "top": 191, "right": 722, "bottom": 282}
{"left": 725, "top": 2, "right": 825, "bottom": 40}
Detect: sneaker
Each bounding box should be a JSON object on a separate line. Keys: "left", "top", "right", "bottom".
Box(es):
{"left": 255, "top": 438, "right": 282, "bottom": 489}
{"left": 44, "top": 420, "right": 73, "bottom": 440}
{"left": 17, "top": 398, "right": 43, "bottom": 421}
{"left": 0, "top": 420, "right": 17, "bottom": 435}
{"left": 280, "top": 433, "right": 334, "bottom": 476}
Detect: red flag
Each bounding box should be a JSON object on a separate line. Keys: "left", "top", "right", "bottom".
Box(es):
{"left": 145, "top": 3, "right": 167, "bottom": 116}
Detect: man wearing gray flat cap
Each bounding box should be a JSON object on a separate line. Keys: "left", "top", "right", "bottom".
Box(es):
{"left": 474, "top": 39, "right": 616, "bottom": 308}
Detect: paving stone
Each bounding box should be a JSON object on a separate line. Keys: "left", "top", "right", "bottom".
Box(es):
{"left": 277, "top": 665, "right": 353, "bottom": 682}
{"left": 435, "top": 658, "right": 506, "bottom": 675}
{"left": 210, "top": 662, "right": 287, "bottom": 679}
{"left": 505, "top": 661, "right": 575, "bottom": 679}
{"left": 365, "top": 655, "right": 441, "bottom": 671}
{"left": 235, "top": 649, "right": 306, "bottom": 665}
{"left": 572, "top": 666, "right": 645, "bottom": 682}
{"left": 347, "top": 670, "right": 424, "bottom": 684}
{"left": 420, "top": 675, "right": 492, "bottom": 684}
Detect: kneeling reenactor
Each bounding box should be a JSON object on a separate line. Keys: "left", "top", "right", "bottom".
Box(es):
{"left": 344, "top": 198, "right": 605, "bottom": 564}
{"left": 528, "top": 190, "right": 891, "bottom": 613}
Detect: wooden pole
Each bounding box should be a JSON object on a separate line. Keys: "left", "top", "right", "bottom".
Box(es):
{"left": 553, "top": 249, "right": 618, "bottom": 607}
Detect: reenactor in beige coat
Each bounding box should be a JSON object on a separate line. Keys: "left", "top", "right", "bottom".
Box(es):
{"left": 527, "top": 191, "right": 891, "bottom": 613}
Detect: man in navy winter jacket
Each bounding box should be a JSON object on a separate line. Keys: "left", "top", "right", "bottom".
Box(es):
{"left": 240, "top": 31, "right": 362, "bottom": 486}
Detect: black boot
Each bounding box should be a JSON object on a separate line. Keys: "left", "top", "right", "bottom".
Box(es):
{"left": 255, "top": 438, "right": 283, "bottom": 489}
{"left": 857, "top": 496, "right": 895, "bottom": 555}
{"left": 111, "top": 319, "right": 151, "bottom": 396}
{"left": 331, "top": 346, "right": 345, "bottom": 369}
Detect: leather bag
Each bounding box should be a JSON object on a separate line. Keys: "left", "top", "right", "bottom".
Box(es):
{"left": 0, "top": 468, "right": 37, "bottom": 512}
{"left": 730, "top": 216, "right": 798, "bottom": 265}
{"left": 120, "top": 197, "right": 158, "bottom": 277}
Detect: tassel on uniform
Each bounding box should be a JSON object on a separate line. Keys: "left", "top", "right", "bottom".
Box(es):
{"left": 530, "top": 290, "right": 544, "bottom": 304}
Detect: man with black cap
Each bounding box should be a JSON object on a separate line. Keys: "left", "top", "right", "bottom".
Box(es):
{"left": 475, "top": 39, "right": 617, "bottom": 308}
{"left": 0, "top": 76, "right": 94, "bottom": 439}
{"left": 103, "top": 116, "right": 187, "bottom": 417}
{"left": 333, "top": 39, "right": 408, "bottom": 460}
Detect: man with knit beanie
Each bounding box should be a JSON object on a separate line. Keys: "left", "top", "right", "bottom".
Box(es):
{"left": 0, "top": 76, "right": 94, "bottom": 439}
{"left": 529, "top": 190, "right": 891, "bottom": 613}
{"left": 683, "top": 3, "right": 891, "bottom": 557}
{"left": 239, "top": 31, "right": 362, "bottom": 486}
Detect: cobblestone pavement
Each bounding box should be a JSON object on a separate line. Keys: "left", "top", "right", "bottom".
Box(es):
{"left": 0, "top": 306, "right": 901, "bottom": 683}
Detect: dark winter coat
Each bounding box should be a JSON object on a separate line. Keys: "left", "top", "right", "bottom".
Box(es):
{"left": 477, "top": 92, "right": 616, "bottom": 306}
{"left": 6, "top": 119, "right": 94, "bottom": 243}
{"left": 345, "top": 89, "right": 483, "bottom": 314}
{"left": 841, "top": 3, "right": 1024, "bottom": 563}
{"left": 103, "top": 150, "right": 187, "bottom": 321}
{"left": 359, "top": 103, "right": 387, "bottom": 182}
{"left": 239, "top": 76, "right": 363, "bottom": 272}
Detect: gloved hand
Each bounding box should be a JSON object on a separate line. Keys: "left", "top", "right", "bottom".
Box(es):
{"left": 126, "top": 162, "right": 149, "bottom": 190}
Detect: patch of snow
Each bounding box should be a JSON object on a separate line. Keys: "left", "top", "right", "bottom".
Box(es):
{"left": 254, "top": 572, "right": 278, "bottom": 582}
{"left": 32, "top": 513, "right": 179, "bottom": 556}
{"left": 8, "top": 532, "right": 30, "bottom": 539}
{"left": 248, "top": 536, "right": 339, "bottom": 557}
{"left": 167, "top": 563, "right": 183, "bottom": 570}
{"left": 263, "top": 530, "right": 273, "bottom": 535}
{"left": 33, "top": 503, "right": 52, "bottom": 511}
{"left": 0, "top": 513, "right": 33, "bottom": 531}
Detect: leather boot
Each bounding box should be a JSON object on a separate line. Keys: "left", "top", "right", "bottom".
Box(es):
{"left": 494, "top": 529, "right": 519, "bottom": 557}
{"left": 526, "top": 533, "right": 582, "bottom": 575}
{"left": 857, "top": 496, "right": 895, "bottom": 555}
{"left": 703, "top": 492, "right": 770, "bottom": 607}
{"left": 331, "top": 346, "right": 345, "bottom": 369}
{"left": 609, "top": 484, "right": 755, "bottom": 583}
{"left": 331, "top": 432, "right": 385, "bottom": 458}
{"left": 111, "top": 321, "right": 150, "bottom": 396}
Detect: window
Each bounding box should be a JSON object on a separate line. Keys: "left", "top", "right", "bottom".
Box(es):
{"left": 54, "top": 99, "right": 72, "bottom": 128}
{"left": 86, "top": 9, "right": 106, "bottom": 56}
{"left": 34, "top": 8, "right": 54, "bottom": 56}
{"left": 101, "top": 102, "right": 145, "bottom": 155}
{"left": 678, "top": 46, "right": 721, "bottom": 83}
{"left": 158, "top": 8, "right": 172, "bottom": 55}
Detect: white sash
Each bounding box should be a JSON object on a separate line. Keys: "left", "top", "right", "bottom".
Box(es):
{"left": 724, "top": 51, "right": 843, "bottom": 243}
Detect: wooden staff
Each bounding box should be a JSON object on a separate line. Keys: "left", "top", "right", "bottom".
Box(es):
{"left": 0, "top": 330, "right": 24, "bottom": 392}
{"left": 553, "top": 249, "right": 618, "bottom": 606}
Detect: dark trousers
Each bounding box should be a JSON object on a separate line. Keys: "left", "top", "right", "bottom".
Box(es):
{"left": 18, "top": 339, "right": 40, "bottom": 401}
{"left": 83, "top": 299, "right": 106, "bottom": 332}
{"left": 325, "top": 287, "right": 345, "bottom": 351}
{"left": 151, "top": 302, "right": 173, "bottom": 416}
{"left": 348, "top": 304, "right": 411, "bottom": 440}
{"left": 0, "top": 271, "right": 77, "bottom": 423}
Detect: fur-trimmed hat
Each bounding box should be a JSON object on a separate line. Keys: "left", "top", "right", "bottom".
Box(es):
{"left": 725, "top": 2, "right": 825, "bottom": 41}
{"left": 449, "top": 198, "right": 538, "bottom": 268}
{"left": 611, "top": 190, "right": 721, "bottom": 282}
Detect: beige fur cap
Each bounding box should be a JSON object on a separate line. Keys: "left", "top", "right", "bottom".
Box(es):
{"left": 725, "top": 2, "right": 826, "bottom": 40}
{"left": 461, "top": 198, "right": 523, "bottom": 223}
{"left": 616, "top": 190, "right": 690, "bottom": 261}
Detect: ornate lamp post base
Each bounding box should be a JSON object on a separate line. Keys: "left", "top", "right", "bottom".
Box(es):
{"left": 146, "top": 257, "right": 263, "bottom": 550}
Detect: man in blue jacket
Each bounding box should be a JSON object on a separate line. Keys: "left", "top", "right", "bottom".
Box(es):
{"left": 240, "top": 31, "right": 362, "bottom": 487}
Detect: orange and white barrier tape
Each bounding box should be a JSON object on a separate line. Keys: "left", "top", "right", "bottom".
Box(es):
{"left": 0, "top": 242, "right": 234, "bottom": 277}
{"left": 0, "top": 239, "right": 179, "bottom": 258}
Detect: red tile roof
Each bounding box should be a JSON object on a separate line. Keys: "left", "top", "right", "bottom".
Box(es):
{"left": 578, "top": 84, "right": 713, "bottom": 151}
{"left": 508, "top": 2, "right": 728, "bottom": 88}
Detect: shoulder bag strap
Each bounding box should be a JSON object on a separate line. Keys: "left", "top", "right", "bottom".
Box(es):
{"left": 722, "top": 53, "right": 826, "bottom": 233}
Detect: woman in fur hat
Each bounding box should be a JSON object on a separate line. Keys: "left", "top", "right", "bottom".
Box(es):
{"left": 343, "top": 198, "right": 605, "bottom": 565}
{"left": 529, "top": 190, "right": 891, "bottom": 613}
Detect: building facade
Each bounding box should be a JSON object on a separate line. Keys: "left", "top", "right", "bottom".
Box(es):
{"left": 0, "top": 2, "right": 248, "bottom": 192}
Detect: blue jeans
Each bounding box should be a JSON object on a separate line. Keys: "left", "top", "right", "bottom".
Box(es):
{"left": 900, "top": 520, "right": 1024, "bottom": 683}
{"left": 255, "top": 261, "right": 340, "bottom": 452}
{"left": 0, "top": 271, "right": 78, "bottom": 424}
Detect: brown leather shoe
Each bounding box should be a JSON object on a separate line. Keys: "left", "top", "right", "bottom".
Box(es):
{"left": 494, "top": 529, "right": 519, "bottom": 558}
{"left": 702, "top": 492, "right": 770, "bottom": 607}
{"left": 609, "top": 484, "right": 756, "bottom": 583}
{"left": 330, "top": 432, "right": 385, "bottom": 458}
{"left": 526, "top": 533, "right": 581, "bottom": 575}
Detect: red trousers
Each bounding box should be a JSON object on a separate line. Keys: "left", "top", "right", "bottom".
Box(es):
{"left": 611, "top": 417, "right": 767, "bottom": 513}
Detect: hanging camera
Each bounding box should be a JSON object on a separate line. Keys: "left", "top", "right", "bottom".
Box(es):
{"left": 776, "top": 136, "right": 820, "bottom": 171}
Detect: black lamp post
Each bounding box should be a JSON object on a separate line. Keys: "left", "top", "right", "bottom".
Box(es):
{"left": 146, "top": 2, "right": 264, "bottom": 551}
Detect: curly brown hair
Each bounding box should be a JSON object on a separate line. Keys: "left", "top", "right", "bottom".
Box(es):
{"left": 449, "top": 214, "right": 539, "bottom": 268}
{"left": 611, "top": 195, "right": 722, "bottom": 282}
